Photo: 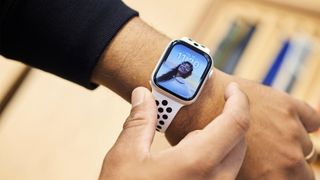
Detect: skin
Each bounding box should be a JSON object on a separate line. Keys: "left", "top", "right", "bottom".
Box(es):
{"left": 99, "top": 84, "right": 250, "bottom": 180}
{"left": 92, "top": 17, "right": 320, "bottom": 179}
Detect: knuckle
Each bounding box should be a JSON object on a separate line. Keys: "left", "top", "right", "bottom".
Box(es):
{"left": 229, "top": 111, "right": 250, "bottom": 132}
{"left": 285, "top": 103, "right": 297, "bottom": 118}
{"left": 123, "top": 106, "right": 148, "bottom": 129}
{"left": 285, "top": 121, "right": 303, "bottom": 141}
{"left": 280, "top": 150, "right": 305, "bottom": 170}
{"left": 123, "top": 114, "right": 148, "bottom": 130}
{"left": 285, "top": 155, "right": 305, "bottom": 171}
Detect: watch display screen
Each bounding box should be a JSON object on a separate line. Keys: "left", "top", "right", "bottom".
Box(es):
{"left": 153, "top": 40, "right": 212, "bottom": 101}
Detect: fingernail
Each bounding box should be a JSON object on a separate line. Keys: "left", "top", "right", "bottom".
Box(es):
{"left": 131, "top": 88, "right": 146, "bottom": 107}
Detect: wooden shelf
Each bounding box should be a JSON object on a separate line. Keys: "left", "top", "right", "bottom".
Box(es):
{"left": 261, "top": 0, "right": 320, "bottom": 16}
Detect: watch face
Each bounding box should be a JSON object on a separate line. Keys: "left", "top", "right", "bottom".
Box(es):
{"left": 153, "top": 40, "right": 212, "bottom": 101}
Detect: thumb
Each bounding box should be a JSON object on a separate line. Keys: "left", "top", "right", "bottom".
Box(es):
{"left": 114, "top": 87, "right": 157, "bottom": 156}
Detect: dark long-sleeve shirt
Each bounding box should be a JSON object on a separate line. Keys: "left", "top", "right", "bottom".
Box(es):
{"left": 0, "top": 0, "right": 138, "bottom": 89}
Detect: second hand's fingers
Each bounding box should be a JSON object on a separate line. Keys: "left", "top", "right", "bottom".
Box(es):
{"left": 292, "top": 99, "right": 320, "bottom": 164}
{"left": 114, "top": 87, "right": 157, "bottom": 155}
{"left": 209, "top": 138, "right": 247, "bottom": 180}
{"left": 181, "top": 82, "right": 250, "bottom": 165}
{"left": 293, "top": 119, "right": 317, "bottom": 163}
{"left": 294, "top": 99, "right": 320, "bottom": 132}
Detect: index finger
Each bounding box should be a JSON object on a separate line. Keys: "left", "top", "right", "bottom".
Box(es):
{"left": 192, "top": 82, "right": 250, "bottom": 164}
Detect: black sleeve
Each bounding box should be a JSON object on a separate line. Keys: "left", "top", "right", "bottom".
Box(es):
{"left": 0, "top": 0, "right": 138, "bottom": 89}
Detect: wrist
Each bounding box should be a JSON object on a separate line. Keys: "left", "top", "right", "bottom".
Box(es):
{"left": 165, "top": 68, "right": 234, "bottom": 144}
{"left": 91, "top": 17, "right": 234, "bottom": 144}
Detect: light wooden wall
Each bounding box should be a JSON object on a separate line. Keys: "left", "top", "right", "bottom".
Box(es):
{"left": 1, "top": 1, "right": 319, "bottom": 179}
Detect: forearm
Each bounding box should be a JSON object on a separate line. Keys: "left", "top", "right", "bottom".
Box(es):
{"left": 91, "top": 17, "right": 236, "bottom": 144}
{"left": 92, "top": 17, "right": 169, "bottom": 101}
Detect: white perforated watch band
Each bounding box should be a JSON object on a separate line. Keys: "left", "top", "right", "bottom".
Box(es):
{"left": 152, "top": 88, "right": 183, "bottom": 132}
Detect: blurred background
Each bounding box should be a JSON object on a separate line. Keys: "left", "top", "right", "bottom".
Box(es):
{"left": 0, "top": 0, "right": 320, "bottom": 179}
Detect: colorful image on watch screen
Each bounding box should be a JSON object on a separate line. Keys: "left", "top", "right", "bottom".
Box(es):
{"left": 154, "top": 43, "right": 211, "bottom": 100}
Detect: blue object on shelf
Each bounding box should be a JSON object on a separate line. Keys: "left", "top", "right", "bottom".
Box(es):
{"left": 262, "top": 40, "right": 291, "bottom": 86}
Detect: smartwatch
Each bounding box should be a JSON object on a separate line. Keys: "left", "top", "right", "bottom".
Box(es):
{"left": 151, "top": 37, "right": 214, "bottom": 133}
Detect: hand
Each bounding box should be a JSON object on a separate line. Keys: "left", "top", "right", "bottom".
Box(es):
{"left": 163, "top": 72, "right": 320, "bottom": 180}
{"left": 99, "top": 83, "right": 250, "bottom": 180}
{"left": 92, "top": 17, "right": 320, "bottom": 180}
{"left": 233, "top": 78, "right": 320, "bottom": 180}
